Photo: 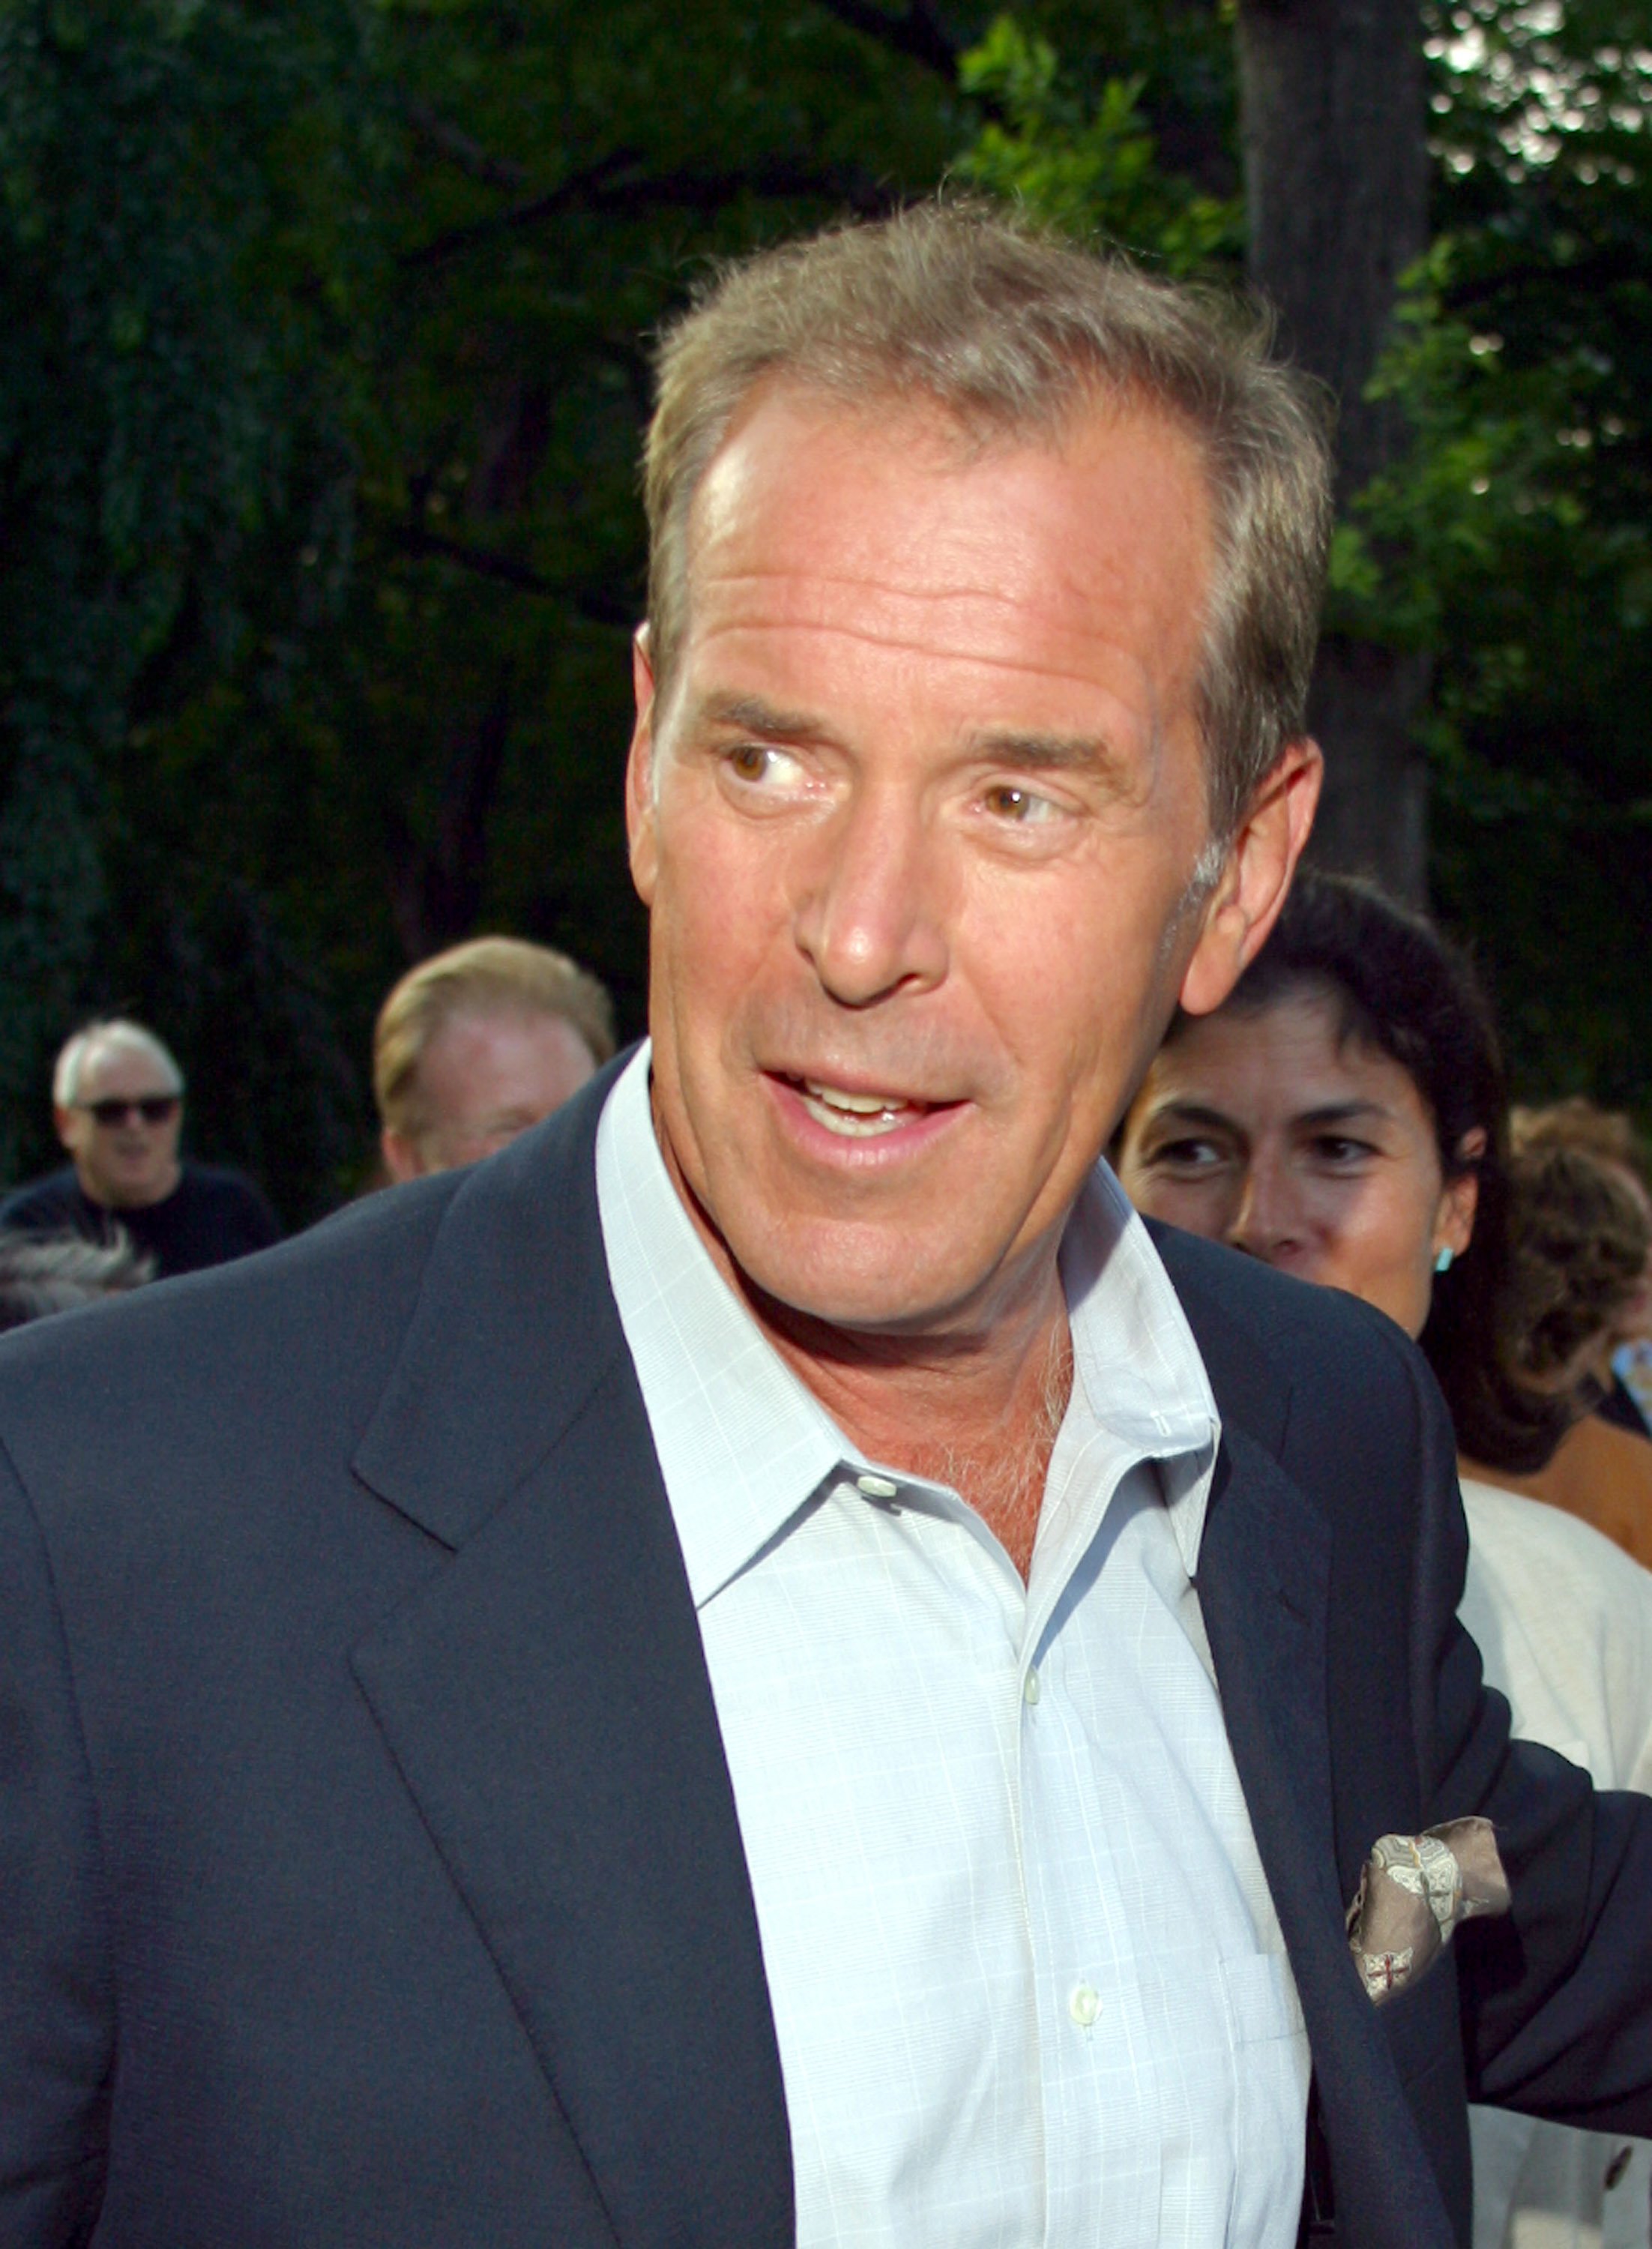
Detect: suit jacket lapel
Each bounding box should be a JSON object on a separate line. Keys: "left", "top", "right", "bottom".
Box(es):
{"left": 1149, "top": 1228, "right": 1348, "bottom": 1983}
{"left": 1171, "top": 1241, "right": 1462, "bottom": 2249}
{"left": 349, "top": 1077, "right": 793, "bottom": 2249}
{"left": 1151, "top": 1220, "right": 1347, "bottom": 1975}
{"left": 1196, "top": 1424, "right": 1345, "bottom": 1987}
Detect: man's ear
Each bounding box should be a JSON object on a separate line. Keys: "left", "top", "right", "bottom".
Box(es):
{"left": 380, "top": 1127, "right": 424, "bottom": 1185}
{"left": 1178, "top": 737, "right": 1323, "bottom": 1018}
{"left": 52, "top": 1104, "right": 79, "bottom": 1157}
{"left": 626, "top": 626, "right": 660, "bottom": 909}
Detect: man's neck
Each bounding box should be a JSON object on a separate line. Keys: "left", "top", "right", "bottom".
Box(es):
{"left": 76, "top": 1162, "right": 182, "bottom": 1213}
{"left": 735, "top": 1257, "right": 1075, "bottom": 1583}
{"left": 648, "top": 1080, "right": 1080, "bottom": 1579}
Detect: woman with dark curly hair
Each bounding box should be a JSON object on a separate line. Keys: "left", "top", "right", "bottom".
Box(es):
{"left": 1115, "top": 868, "right": 1652, "bottom": 2249}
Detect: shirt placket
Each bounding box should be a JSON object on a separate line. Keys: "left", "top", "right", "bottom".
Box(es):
{"left": 1022, "top": 1422, "right": 1171, "bottom": 2249}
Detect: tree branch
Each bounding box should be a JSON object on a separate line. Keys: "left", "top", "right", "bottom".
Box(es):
{"left": 401, "top": 149, "right": 645, "bottom": 271}
{"left": 810, "top": 0, "right": 959, "bottom": 78}
{"left": 402, "top": 154, "right": 891, "bottom": 271}
{"left": 397, "top": 95, "right": 531, "bottom": 189}
{"left": 387, "top": 520, "right": 636, "bottom": 627}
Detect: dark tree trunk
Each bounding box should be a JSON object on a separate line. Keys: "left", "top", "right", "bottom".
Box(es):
{"left": 385, "top": 687, "right": 513, "bottom": 962}
{"left": 382, "top": 374, "right": 545, "bottom": 965}
{"left": 1237, "top": 0, "right": 1431, "bottom": 902}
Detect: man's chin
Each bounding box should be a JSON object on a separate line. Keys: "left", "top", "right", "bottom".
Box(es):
{"left": 727, "top": 1228, "right": 1006, "bottom": 1345}
{"left": 100, "top": 1174, "right": 169, "bottom": 1210}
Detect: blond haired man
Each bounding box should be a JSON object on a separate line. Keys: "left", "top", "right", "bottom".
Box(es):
{"left": 373, "top": 937, "right": 615, "bottom": 1180}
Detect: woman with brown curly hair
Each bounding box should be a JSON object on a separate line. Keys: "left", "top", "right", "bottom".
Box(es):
{"left": 1465, "top": 1139, "right": 1652, "bottom": 1570}
{"left": 1511, "top": 1095, "right": 1652, "bottom": 1433}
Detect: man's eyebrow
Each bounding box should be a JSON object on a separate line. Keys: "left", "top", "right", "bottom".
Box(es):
{"left": 691, "top": 692, "right": 838, "bottom": 743}
{"left": 968, "top": 728, "right": 1126, "bottom": 775}
{"left": 688, "top": 700, "right": 1129, "bottom": 777}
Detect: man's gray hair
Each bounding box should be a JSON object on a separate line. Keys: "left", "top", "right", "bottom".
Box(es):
{"left": 53, "top": 1020, "right": 184, "bottom": 1110}
{"left": 644, "top": 198, "right": 1333, "bottom": 840}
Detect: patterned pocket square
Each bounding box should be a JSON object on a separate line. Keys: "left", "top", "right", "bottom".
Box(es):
{"left": 1347, "top": 1817, "right": 1510, "bottom": 2004}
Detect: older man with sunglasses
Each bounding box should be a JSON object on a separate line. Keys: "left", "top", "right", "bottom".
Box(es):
{"left": 0, "top": 1017, "right": 278, "bottom": 1277}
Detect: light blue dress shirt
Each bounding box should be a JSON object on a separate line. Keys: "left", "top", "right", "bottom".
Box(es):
{"left": 597, "top": 1047, "right": 1310, "bottom": 2249}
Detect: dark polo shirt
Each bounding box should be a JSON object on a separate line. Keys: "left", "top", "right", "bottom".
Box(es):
{"left": 0, "top": 1163, "right": 280, "bottom": 1277}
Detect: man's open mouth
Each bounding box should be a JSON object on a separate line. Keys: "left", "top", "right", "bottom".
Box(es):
{"left": 780, "top": 1076, "right": 962, "bottom": 1139}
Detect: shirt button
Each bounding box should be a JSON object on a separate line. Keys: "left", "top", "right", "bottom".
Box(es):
{"left": 1069, "top": 1984, "right": 1101, "bottom": 2029}
{"left": 856, "top": 1472, "right": 899, "bottom": 1500}
{"left": 1022, "top": 1668, "right": 1041, "bottom": 1705}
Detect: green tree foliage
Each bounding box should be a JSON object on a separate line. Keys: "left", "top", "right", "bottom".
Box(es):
{"left": 1, "top": 0, "right": 973, "bottom": 1214}
{"left": 957, "top": 13, "right": 1240, "bottom": 261}
{"left": 7, "top": 0, "right": 1651, "bottom": 1220}
{"left": 0, "top": 0, "right": 384, "bottom": 1193}
{"left": 951, "top": 2, "right": 1652, "bottom": 1116}
{"left": 954, "top": 13, "right": 1240, "bottom": 265}
{"left": 1336, "top": 2, "right": 1652, "bottom": 1107}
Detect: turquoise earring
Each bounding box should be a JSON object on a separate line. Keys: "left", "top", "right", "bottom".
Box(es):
{"left": 1434, "top": 1245, "right": 1455, "bottom": 1274}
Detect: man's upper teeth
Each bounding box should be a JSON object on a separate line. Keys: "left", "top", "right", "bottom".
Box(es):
{"left": 804, "top": 1080, "right": 908, "bottom": 1113}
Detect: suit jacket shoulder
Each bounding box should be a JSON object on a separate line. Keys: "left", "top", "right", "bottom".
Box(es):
{"left": 0, "top": 1062, "right": 793, "bottom": 2249}
{"left": 0, "top": 1158, "right": 458, "bottom": 1520}
{"left": 0, "top": 1060, "right": 630, "bottom": 1537}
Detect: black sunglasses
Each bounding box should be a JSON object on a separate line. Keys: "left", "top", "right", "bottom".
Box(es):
{"left": 79, "top": 1095, "right": 181, "bottom": 1127}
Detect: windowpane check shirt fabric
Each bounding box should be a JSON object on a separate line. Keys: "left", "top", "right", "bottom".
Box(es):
{"left": 596, "top": 1048, "right": 1311, "bottom": 2249}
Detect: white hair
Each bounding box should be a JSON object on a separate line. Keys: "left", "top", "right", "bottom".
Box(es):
{"left": 53, "top": 1020, "right": 184, "bottom": 1110}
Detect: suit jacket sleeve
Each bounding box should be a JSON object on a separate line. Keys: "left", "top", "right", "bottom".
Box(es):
{"left": 1402, "top": 1341, "right": 1652, "bottom": 2131}
{"left": 0, "top": 1442, "right": 112, "bottom": 2244}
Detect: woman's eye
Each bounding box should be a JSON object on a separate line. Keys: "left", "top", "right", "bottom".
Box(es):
{"left": 1151, "top": 1136, "right": 1226, "bottom": 1172}
{"left": 1310, "top": 1136, "right": 1375, "bottom": 1165}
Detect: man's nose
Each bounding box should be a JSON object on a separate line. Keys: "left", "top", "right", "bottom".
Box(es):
{"left": 792, "top": 788, "right": 950, "bottom": 1007}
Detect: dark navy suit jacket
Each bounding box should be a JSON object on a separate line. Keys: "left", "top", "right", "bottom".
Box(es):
{"left": 1, "top": 1068, "right": 1650, "bottom": 2248}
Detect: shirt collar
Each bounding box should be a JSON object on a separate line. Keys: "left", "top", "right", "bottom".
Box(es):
{"left": 1059, "top": 1159, "right": 1220, "bottom": 1578}
{"left": 596, "top": 1044, "right": 1220, "bottom": 1604}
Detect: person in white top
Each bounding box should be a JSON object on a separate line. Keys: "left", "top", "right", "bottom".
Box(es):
{"left": 1118, "top": 865, "right": 1652, "bottom": 2249}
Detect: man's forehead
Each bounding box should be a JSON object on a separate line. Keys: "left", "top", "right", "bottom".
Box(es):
{"left": 672, "top": 382, "right": 1214, "bottom": 764}
{"left": 690, "top": 377, "right": 1209, "bottom": 546}
{"left": 79, "top": 1039, "right": 178, "bottom": 1093}
{"left": 422, "top": 1005, "right": 591, "bottom": 1068}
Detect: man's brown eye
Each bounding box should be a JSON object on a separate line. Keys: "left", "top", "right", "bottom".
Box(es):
{"left": 729, "top": 744, "right": 768, "bottom": 779}
{"left": 985, "top": 783, "right": 1058, "bottom": 824}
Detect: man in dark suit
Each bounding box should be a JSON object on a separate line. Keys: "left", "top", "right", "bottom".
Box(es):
{"left": 2, "top": 203, "right": 1650, "bottom": 2249}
